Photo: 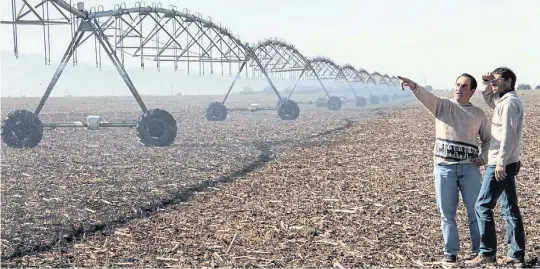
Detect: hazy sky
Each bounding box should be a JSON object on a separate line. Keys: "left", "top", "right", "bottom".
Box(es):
{"left": 1, "top": 0, "right": 538, "bottom": 96}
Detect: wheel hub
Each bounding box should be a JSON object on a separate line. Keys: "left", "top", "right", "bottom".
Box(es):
{"left": 212, "top": 107, "right": 224, "bottom": 119}
{"left": 281, "top": 104, "right": 293, "bottom": 116}
{"left": 12, "top": 121, "right": 32, "bottom": 140}
{"left": 147, "top": 120, "right": 165, "bottom": 138}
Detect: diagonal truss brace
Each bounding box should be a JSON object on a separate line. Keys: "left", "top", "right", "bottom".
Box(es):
{"left": 302, "top": 60, "right": 357, "bottom": 99}
{"left": 286, "top": 63, "right": 331, "bottom": 99}
{"left": 221, "top": 47, "right": 283, "bottom": 104}
{"left": 252, "top": 42, "right": 331, "bottom": 100}
{"left": 34, "top": 18, "right": 148, "bottom": 115}
{"left": 333, "top": 69, "right": 359, "bottom": 98}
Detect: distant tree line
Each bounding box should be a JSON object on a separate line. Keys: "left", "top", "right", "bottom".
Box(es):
{"left": 517, "top": 84, "right": 540, "bottom": 90}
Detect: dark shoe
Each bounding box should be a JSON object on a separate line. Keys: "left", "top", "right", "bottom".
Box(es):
{"left": 443, "top": 254, "right": 457, "bottom": 264}
{"left": 465, "top": 254, "right": 496, "bottom": 266}
{"left": 498, "top": 256, "right": 525, "bottom": 266}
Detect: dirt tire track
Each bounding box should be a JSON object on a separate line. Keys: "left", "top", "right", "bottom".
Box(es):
{"left": 1, "top": 116, "right": 357, "bottom": 262}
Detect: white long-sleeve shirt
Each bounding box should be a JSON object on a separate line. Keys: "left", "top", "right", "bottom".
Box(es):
{"left": 481, "top": 87, "right": 524, "bottom": 166}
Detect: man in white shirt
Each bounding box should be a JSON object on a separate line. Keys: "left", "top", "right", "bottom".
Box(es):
{"left": 467, "top": 67, "right": 526, "bottom": 266}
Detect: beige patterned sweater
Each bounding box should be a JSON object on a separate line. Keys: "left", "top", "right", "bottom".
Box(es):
{"left": 411, "top": 85, "right": 491, "bottom": 165}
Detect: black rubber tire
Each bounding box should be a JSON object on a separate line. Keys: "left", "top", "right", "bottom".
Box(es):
{"left": 355, "top": 96, "right": 367, "bottom": 107}
{"left": 1, "top": 109, "right": 43, "bottom": 148}
{"left": 136, "top": 108, "right": 177, "bottom": 147}
{"left": 206, "top": 101, "right": 227, "bottom": 121}
{"left": 381, "top": 95, "right": 389, "bottom": 102}
{"left": 327, "top": 96, "right": 342, "bottom": 110}
{"left": 370, "top": 95, "right": 380, "bottom": 105}
{"left": 277, "top": 99, "right": 300, "bottom": 120}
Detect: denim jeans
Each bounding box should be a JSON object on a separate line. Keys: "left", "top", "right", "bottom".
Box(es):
{"left": 434, "top": 163, "right": 482, "bottom": 256}
{"left": 475, "top": 162, "right": 525, "bottom": 258}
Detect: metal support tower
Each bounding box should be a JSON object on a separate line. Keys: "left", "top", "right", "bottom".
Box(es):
{"left": 206, "top": 38, "right": 326, "bottom": 121}
{"left": 248, "top": 39, "right": 331, "bottom": 101}
{"left": 0, "top": 0, "right": 282, "bottom": 147}
{"left": 301, "top": 56, "right": 361, "bottom": 110}
{"left": 1, "top": 0, "right": 409, "bottom": 148}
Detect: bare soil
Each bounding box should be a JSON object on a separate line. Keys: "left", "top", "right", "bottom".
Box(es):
{"left": 1, "top": 92, "right": 539, "bottom": 268}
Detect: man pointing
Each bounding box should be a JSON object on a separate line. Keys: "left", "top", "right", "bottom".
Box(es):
{"left": 398, "top": 74, "right": 491, "bottom": 264}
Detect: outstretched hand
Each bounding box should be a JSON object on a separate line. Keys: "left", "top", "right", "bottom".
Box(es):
{"left": 397, "top": 76, "right": 418, "bottom": 91}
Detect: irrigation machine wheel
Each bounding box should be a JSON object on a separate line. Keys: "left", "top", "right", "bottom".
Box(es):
{"left": 327, "top": 96, "right": 342, "bottom": 111}
{"left": 206, "top": 101, "right": 228, "bottom": 121}
{"left": 1, "top": 109, "right": 43, "bottom": 148}
{"left": 277, "top": 98, "right": 300, "bottom": 120}
{"left": 355, "top": 96, "right": 367, "bottom": 107}
{"left": 136, "top": 108, "right": 177, "bottom": 147}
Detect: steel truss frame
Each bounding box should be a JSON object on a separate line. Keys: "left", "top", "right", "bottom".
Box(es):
{"left": 363, "top": 71, "right": 383, "bottom": 97}
{"left": 366, "top": 71, "right": 383, "bottom": 85}
{"left": 248, "top": 39, "right": 331, "bottom": 101}
{"left": 1, "top": 0, "right": 71, "bottom": 64}
{"left": 327, "top": 65, "right": 403, "bottom": 102}
{"left": 390, "top": 76, "right": 400, "bottom": 85}
{"left": 337, "top": 64, "right": 365, "bottom": 100}
{"left": 0, "top": 0, "right": 281, "bottom": 147}
{"left": 1, "top": 0, "right": 407, "bottom": 148}
{"left": 304, "top": 56, "right": 359, "bottom": 101}
{"left": 2, "top": 0, "right": 283, "bottom": 99}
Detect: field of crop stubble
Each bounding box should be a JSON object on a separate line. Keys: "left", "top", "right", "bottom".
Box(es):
{"left": 1, "top": 91, "right": 539, "bottom": 268}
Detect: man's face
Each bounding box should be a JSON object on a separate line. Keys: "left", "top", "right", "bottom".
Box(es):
{"left": 454, "top": 76, "right": 474, "bottom": 104}
{"left": 490, "top": 73, "right": 511, "bottom": 93}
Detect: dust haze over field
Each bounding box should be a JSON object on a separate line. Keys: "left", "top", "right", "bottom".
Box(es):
{"left": 0, "top": 50, "right": 275, "bottom": 97}
{"left": 1, "top": 51, "right": 408, "bottom": 104}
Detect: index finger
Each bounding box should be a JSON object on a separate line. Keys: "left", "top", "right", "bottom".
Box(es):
{"left": 397, "top": 76, "right": 407, "bottom": 90}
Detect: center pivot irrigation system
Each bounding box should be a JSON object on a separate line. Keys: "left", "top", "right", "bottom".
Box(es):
{"left": 1, "top": 0, "right": 403, "bottom": 149}
{"left": 205, "top": 39, "right": 405, "bottom": 122}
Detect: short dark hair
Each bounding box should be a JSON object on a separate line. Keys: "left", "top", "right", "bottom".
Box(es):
{"left": 457, "top": 73, "right": 477, "bottom": 90}
{"left": 492, "top": 67, "right": 516, "bottom": 90}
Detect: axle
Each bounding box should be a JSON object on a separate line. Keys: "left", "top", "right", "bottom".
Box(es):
{"left": 42, "top": 115, "right": 137, "bottom": 129}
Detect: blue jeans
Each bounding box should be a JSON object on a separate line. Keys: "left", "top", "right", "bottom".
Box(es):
{"left": 434, "top": 163, "right": 482, "bottom": 256}
{"left": 475, "top": 162, "right": 525, "bottom": 258}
